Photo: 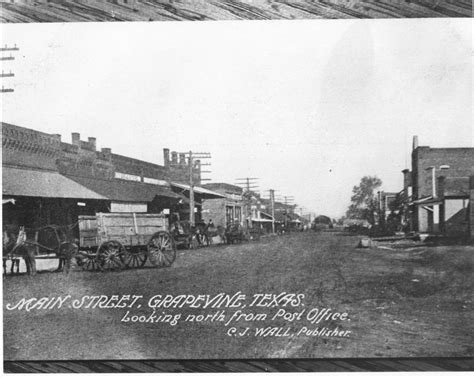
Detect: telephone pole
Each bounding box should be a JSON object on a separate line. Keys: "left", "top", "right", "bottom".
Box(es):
{"left": 269, "top": 189, "right": 276, "bottom": 234}
{"left": 235, "top": 177, "right": 259, "bottom": 229}
{"left": 1, "top": 44, "right": 19, "bottom": 94}
{"left": 177, "top": 151, "right": 211, "bottom": 226}
{"left": 282, "top": 195, "right": 295, "bottom": 228}
{"left": 235, "top": 177, "right": 259, "bottom": 193}
{"left": 263, "top": 188, "right": 279, "bottom": 234}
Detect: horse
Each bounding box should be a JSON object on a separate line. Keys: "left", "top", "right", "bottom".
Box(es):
{"left": 3, "top": 225, "right": 78, "bottom": 276}
{"left": 43, "top": 225, "right": 78, "bottom": 273}
{"left": 34, "top": 225, "right": 78, "bottom": 274}
{"left": 224, "top": 223, "right": 246, "bottom": 244}
{"left": 194, "top": 222, "right": 226, "bottom": 245}
{"left": 3, "top": 228, "right": 19, "bottom": 274}
{"left": 3, "top": 226, "right": 37, "bottom": 276}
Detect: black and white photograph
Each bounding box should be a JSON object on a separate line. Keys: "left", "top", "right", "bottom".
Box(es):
{"left": 1, "top": 0, "right": 473, "bottom": 373}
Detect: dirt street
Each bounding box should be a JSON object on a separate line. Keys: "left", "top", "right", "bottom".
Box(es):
{"left": 3, "top": 232, "right": 473, "bottom": 360}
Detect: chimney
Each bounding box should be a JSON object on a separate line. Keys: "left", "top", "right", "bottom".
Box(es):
{"left": 88, "top": 137, "right": 96, "bottom": 151}
{"left": 179, "top": 153, "right": 186, "bottom": 166}
{"left": 412, "top": 135, "right": 418, "bottom": 151}
{"left": 163, "top": 148, "right": 170, "bottom": 168}
{"left": 171, "top": 151, "right": 178, "bottom": 165}
{"left": 101, "top": 147, "right": 111, "bottom": 159}
{"left": 402, "top": 169, "right": 412, "bottom": 189}
{"left": 101, "top": 148, "right": 111, "bottom": 162}
{"left": 72, "top": 132, "right": 80, "bottom": 147}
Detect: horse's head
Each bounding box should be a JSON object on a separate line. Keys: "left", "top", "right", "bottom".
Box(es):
{"left": 3, "top": 230, "right": 11, "bottom": 250}
{"left": 16, "top": 226, "right": 27, "bottom": 245}
{"left": 3, "top": 226, "right": 20, "bottom": 256}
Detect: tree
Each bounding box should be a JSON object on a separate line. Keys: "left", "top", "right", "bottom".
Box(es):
{"left": 386, "top": 192, "right": 407, "bottom": 233}
{"left": 346, "top": 176, "right": 382, "bottom": 226}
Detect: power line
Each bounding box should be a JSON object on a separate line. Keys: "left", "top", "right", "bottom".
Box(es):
{"left": 235, "top": 177, "right": 259, "bottom": 229}
{"left": 1, "top": 44, "right": 19, "bottom": 94}
{"left": 278, "top": 195, "right": 295, "bottom": 228}
{"left": 0, "top": 44, "right": 19, "bottom": 52}
{"left": 235, "top": 177, "right": 259, "bottom": 193}
{"left": 0, "top": 71, "right": 14, "bottom": 78}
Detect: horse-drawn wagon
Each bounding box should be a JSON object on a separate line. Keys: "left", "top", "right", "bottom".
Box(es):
{"left": 77, "top": 212, "right": 177, "bottom": 271}
{"left": 169, "top": 220, "right": 201, "bottom": 250}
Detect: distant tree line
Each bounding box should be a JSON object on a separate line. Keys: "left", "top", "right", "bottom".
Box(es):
{"left": 345, "top": 175, "right": 382, "bottom": 227}
{"left": 343, "top": 175, "right": 406, "bottom": 236}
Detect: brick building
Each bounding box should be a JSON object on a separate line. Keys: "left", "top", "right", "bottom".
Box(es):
{"left": 2, "top": 122, "right": 223, "bottom": 234}
{"left": 201, "top": 183, "right": 244, "bottom": 228}
{"left": 402, "top": 136, "right": 474, "bottom": 239}
{"left": 376, "top": 191, "right": 399, "bottom": 221}
{"left": 437, "top": 176, "right": 471, "bottom": 237}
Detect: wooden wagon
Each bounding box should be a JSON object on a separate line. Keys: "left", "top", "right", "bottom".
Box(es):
{"left": 224, "top": 223, "right": 247, "bottom": 244}
{"left": 77, "top": 213, "right": 176, "bottom": 271}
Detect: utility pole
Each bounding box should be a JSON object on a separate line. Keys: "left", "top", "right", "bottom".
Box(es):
{"left": 235, "top": 177, "right": 259, "bottom": 193}
{"left": 270, "top": 189, "right": 276, "bottom": 234}
{"left": 235, "top": 177, "right": 259, "bottom": 229}
{"left": 1, "top": 44, "right": 19, "bottom": 94}
{"left": 177, "top": 151, "right": 211, "bottom": 226}
{"left": 264, "top": 188, "right": 279, "bottom": 234}
{"left": 282, "top": 195, "right": 295, "bottom": 229}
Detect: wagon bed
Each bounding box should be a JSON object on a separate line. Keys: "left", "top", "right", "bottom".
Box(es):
{"left": 78, "top": 212, "right": 176, "bottom": 271}
{"left": 79, "top": 213, "right": 168, "bottom": 247}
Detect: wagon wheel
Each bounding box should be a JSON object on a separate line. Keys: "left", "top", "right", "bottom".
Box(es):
{"left": 96, "top": 240, "right": 126, "bottom": 271}
{"left": 78, "top": 252, "right": 100, "bottom": 271}
{"left": 124, "top": 248, "right": 148, "bottom": 269}
{"left": 147, "top": 231, "right": 176, "bottom": 268}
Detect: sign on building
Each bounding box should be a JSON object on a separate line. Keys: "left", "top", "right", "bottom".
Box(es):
{"left": 115, "top": 172, "right": 141, "bottom": 182}
{"left": 111, "top": 202, "right": 147, "bottom": 213}
{"left": 144, "top": 177, "right": 168, "bottom": 186}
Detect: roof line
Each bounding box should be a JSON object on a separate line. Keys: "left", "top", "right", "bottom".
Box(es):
{"left": 2, "top": 164, "right": 58, "bottom": 173}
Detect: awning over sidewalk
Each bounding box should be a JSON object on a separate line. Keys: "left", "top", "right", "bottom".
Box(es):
{"left": 2, "top": 167, "right": 107, "bottom": 200}
{"left": 251, "top": 218, "right": 274, "bottom": 223}
{"left": 260, "top": 211, "right": 274, "bottom": 220}
{"left": 66, "top": 175, "right": 184, "bottom": 203}
{"left": 170, "top": 182, "right": 225, "bottom": 199}
{"left": 409, "top": 196, "right": 443, "bottom": 206}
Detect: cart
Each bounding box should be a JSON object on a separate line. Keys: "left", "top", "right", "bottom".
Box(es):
{"left": 224, "top": 222, "right": 246, "bottom": 244}
{"left": 169, "top": 220, "right": 201, "bottom": 249}
{"left": 77, "top": 213, "right": 176, "bottom": 271}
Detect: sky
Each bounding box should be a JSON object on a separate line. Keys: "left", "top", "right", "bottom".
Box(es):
{"left": 1, "top": 18, "right": 472, "bottom": 218}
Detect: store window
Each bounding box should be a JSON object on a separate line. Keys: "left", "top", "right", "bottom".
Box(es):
{"left": 235, "top": 206, "right": 242, "bottom": 224}
{"left": 226, "top": 206, "right": 234, "bottom": 226}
